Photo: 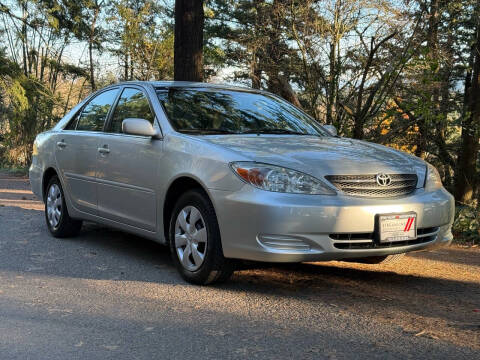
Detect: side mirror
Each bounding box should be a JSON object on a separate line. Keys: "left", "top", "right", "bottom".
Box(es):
{"left": 122, "top": 118, "right": 160, "bottom": 138}
{"left": 323, "top": 124, "right": 337, "bottom": 136}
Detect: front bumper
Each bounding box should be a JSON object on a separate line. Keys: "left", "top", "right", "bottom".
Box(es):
{"left": 210, "top": 186, "right": 455, "bottom": 262}
{"left": 29, "top": 163, "right": 43, "bottom": 201}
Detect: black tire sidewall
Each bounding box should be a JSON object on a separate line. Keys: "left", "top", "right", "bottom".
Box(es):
{"left": 169, "top": 190, "right": 226, "bottom": 284}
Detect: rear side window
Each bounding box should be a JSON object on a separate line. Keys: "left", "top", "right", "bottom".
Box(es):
{"left": 107, "top": 88, "right": 154, "bottom": 133}
{"left": 76, "top": 89, "right": 119, "bottom": 131}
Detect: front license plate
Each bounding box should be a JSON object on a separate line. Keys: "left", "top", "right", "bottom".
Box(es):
{"left": 379, "top": 213, "right": 417, "bottom": 243}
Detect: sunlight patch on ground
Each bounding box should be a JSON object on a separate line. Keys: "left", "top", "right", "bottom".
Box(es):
{"left": 0, "top": 198, "right": 43, "bottom": 211}
{"left": 0, "top": 189, "right": 31, "bottom": 194}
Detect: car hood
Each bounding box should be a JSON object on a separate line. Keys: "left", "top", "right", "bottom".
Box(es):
{"left": 203, "top": 135, "right": 427, "bottom": 187}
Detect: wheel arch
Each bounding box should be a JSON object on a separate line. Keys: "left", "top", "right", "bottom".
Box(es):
{"left": 42, "top": 167, "right": 59, "bottom": 199}
{"left": 162, "top": 176, "right": 214, "bottom": 242}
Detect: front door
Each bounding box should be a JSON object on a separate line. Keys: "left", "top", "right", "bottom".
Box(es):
{"left": 96, "top": 87, "right": 161, "bottom": 231}
{"left": 55, "top": 88, "right": 120, "bottom": 215}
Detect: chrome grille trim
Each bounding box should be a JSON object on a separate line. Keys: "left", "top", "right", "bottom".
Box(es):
{"left": 325, "top": 174, "right": 418, "bottom": 198}
{"left": 329, "top": 227, "right": 439, "bottom": 250}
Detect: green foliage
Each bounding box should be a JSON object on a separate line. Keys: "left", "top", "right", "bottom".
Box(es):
{"left": 109, "top": 0, "right": 174, "bottom": 80}
{"left": 453, "top": 204, "right": 480, "bottom": 245}
{"left": 0, "top": 51, "right": 60, "bottom": 166}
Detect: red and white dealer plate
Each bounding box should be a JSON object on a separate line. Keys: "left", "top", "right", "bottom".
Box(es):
{"left": 379, "top": 213, "right": 417, "bottom": 243}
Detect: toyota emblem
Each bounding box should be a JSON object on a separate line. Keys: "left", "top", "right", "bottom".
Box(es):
{"left": 376, "top": 173, "right": 391, "bottom": 186}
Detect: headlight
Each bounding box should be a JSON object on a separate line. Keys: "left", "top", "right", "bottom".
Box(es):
{"left": 424, "top": 163, "right": 442, "bottom": 191}
{"left": 230, "top": 162, "right": 336, "bottom": 195}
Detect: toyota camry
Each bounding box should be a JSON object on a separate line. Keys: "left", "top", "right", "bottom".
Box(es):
{"left": 29, "top": 81, "right": 455, "bottom": 284}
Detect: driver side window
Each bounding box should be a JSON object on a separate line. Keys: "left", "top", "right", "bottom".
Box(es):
{"left": 107, "top": 88, "right": 155, "bottom": 133}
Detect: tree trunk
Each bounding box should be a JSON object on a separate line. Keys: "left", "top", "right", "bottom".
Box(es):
{"left": 124, "top": 52, "right": 129, "bottom": 81}
{"left": 21, "top": 2, "right": 28, "bottom": 76}
{"left": 455, "top": 8, "right": 480, "bottom": 203}
{"left": 326, "top": 40, "right": 336, "bottom": 125}
{"left": 267, "top": 74, "right": 302, "bottom": 108}
{"left": 88, "top": 6, "right": 99, "bottom": 91}
{"left": 88, "top": 40, "right": 95, "bottom": 90}
{"left": 261, "top": 1, "right": 301, "bottom": 107}
{"left": 250, "top": 0, "right": 264, "bottom": 89}
{"left": 352, "top": 116, "right": 364, "bottom": 139}
{"left": 174, "top": 0, "right": 204, "bottom": 82}
{"left": 250, "top": 54, "right": 261, "bottom": 89}
{"left": 130, "top": 54, "right": 134, "bottom": 79}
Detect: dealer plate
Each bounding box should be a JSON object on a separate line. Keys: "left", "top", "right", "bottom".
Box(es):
{"left": 379, "top": 213, "right": 417, "bottom": 243}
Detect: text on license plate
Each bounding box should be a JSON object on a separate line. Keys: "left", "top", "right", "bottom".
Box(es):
{"left": 379, "top": 213, "right": 416, "bottom": 242}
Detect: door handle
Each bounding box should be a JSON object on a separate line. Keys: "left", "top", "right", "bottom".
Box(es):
{"left": 57, "top": 140, "right": 67, "bottom": 149}
{"left": 98, "top": 146, "right": 110, "bottom": 154}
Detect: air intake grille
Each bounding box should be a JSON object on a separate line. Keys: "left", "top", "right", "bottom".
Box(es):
{"left": 329, "top": 227, "right": 439, "bottom": 250}
{"left": 325, "top": 174, "right": 418, "bottom": 198}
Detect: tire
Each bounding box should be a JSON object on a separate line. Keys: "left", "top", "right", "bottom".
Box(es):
{"left": 169, "top": 189, "right": 235, "bottom": 285}
{"left": 45, "top": 175, "right": 82, "bottom": 238}
{"left": 349, "top": 253, "right": 406, "bottom": 264}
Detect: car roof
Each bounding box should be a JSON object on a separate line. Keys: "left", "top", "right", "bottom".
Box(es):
{"left": 114, "top": 80, "right": 261, "bottom": 93}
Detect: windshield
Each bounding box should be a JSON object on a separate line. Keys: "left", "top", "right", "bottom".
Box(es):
{"left": 156, "top": 87, "right": 329, "bottom": 136}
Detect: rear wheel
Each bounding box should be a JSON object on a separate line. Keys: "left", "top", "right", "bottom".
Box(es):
{"left": 45, "top": 176, "right": 82, "bottom": 238}
{"left": 349, "top": 253, "right": 406, "bottom": 264}
{"left": 169, "top": 189, "right": 234, "bottom": 285}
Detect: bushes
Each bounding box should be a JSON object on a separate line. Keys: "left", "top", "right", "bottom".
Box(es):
{"left": 0, "top": 51, "right": 61, "bottom": 167}
{"left": 453, "top": 204, "right": 480, "bottom": 246}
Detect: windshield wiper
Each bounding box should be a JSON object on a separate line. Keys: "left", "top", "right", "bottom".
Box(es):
{"left": 179, "top": 128, "right": 318, "bottom": 136}
{"left": 179, "top": 128, "right": 238, "bottom": 135}
{"left": 240, "top": 129, "right": 312, "bottom": 135}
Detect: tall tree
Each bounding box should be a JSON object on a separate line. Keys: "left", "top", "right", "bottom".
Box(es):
{"left": 208, "top": 0, "right": 304, "bottom": 105}
{"left": 109, "top": 0, "right": 174, "bottom": 81}
{"left": 174, "top": 0, "right": 204, "bottom": 81}
{"left": 86, "top": 0, "right": 102, "bottom": 90}
{"left": 455, "top": 0, "right": 480, "bottom": 203}
{"left": 0, "top": 0, "right": 89, "bottom": 165}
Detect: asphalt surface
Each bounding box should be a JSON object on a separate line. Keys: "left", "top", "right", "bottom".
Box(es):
{"left": 0, "top": 173, "right": 479, "bottom": 359}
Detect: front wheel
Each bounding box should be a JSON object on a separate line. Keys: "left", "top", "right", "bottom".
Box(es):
{"left": 169, "top": 189, "right": 235, "bottom": 285}
{"left": 45, "top": 176, "right": 82, "bottom": 238}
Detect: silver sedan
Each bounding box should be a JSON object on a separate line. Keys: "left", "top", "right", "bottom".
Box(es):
{"left": 29, "top": 81, "right": 455, "bottom": 284}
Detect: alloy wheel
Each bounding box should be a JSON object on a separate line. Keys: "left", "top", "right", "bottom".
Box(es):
{"left": 174, "top": 206, "right": 208, "bottom": 271}
{"left": 46, "top": 183, "right": 62, "bottom": 229}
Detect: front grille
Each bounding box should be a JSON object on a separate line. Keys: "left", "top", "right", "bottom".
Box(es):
{"left": 325, "top": 174, "right": 418, "bottom": 198}
{"left": 330, "top": 227, "right": 439, "bottom": 250}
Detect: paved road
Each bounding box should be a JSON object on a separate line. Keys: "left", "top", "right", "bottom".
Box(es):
{"left": 0, "top": 173, "right": 479, "bottom": 359}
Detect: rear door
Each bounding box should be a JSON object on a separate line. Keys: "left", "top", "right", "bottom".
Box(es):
{"left": 55, "top": 88, "right": 120, "bottom": 215}
{"left": 96, "top": 86, "right": 161, "bottom": 231}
